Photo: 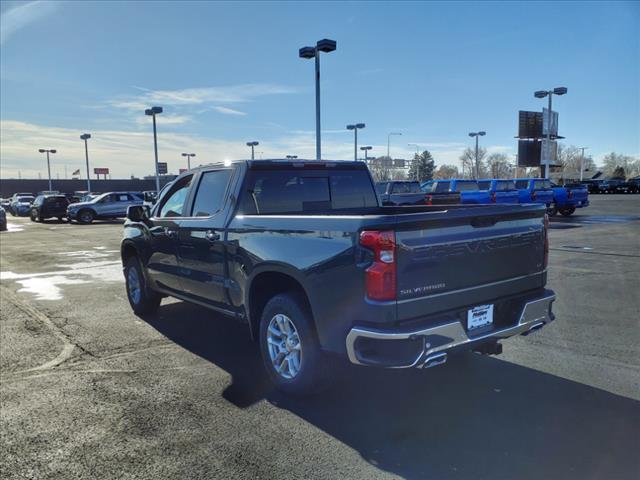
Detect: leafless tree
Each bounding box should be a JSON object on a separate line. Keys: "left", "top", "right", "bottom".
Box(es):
{"left": 486, "top": 153, "right": 513, "bottom": 179}
{"left": 459, "top": 147, "right": 487, "bottom": 179}
{"left": 433, "top": 164, "right": 460, "bottom": 179}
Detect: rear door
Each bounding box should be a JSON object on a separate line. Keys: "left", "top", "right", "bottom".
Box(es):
{"left": 176, "top": 168, "right": 234, "bottom": 307}
{"left": 145, "top": 174, "right": 194, "bottom": 293}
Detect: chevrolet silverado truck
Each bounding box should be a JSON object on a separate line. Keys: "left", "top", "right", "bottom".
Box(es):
{"left": 477, "top": 179, "right": 520, "bottom": 204}
{"left": 515, "top": 178, "right": 555, "bottom": 215}
{"left": 425, "top": 179, "right": 492, "bottom": 204}
{"left": 550, "top": 183, "right": 590, "bottom": 216}
{"left": 121, "top": 160, "right": 555, "bottom": 395}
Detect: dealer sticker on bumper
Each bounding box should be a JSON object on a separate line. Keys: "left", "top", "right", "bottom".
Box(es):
{"left": 467, "top": 304, "right": 494, "bottom": 330}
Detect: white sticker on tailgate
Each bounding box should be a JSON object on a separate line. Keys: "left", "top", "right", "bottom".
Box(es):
{"left": 467, "top": 304, "right": 494, "bottom": 330}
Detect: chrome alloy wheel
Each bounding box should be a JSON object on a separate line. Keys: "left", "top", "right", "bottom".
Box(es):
{"left": 267, "top": 313, "right": 302, "bottom": 379}
{"left": 127, "top": 267, "right": 142, "bottom": 305}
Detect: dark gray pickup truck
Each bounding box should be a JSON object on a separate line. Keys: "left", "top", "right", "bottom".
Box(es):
{"left": 121, "top": 160, "right": 555, "bottom": 394}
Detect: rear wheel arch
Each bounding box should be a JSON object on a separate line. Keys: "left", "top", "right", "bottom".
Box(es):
{"left": 247, "top": 270, "right": 314, "bottom": 341}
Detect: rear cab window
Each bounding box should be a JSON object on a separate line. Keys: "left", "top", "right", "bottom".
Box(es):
{"left": 432, "top": 181, "right": 451, "bottom": 193}
{"left": 496, "top": 180, "right": 516, "bottom": 191}
{"left": 457, "top": 181, "right": 479, "bottom": 192}
{"left": 533, "top": 180, "right": 551, "bottom": 189}
{"left": 240, "top": 167, "right": 378, "bottom": 214}
{"left": 515, "top": 180, "right": 529, "bottom": 189}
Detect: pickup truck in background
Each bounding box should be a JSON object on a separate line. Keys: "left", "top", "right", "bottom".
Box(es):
{"left": 477, "top": 179, "right": 520, "bottom": 204}
{"left": 550, "top": 183, "right": 590, "bottom": 216}
{"left": 376, "top": 181, "right": 429, "bottom": 206}
{"left": 121, "top": 160, "right": 555, "bottom": 395}
{"left": 515, "top": 178, "right": 555, "bottom": 213}
{"left": 425, "top": 179, "right": 492, "bottom": 204}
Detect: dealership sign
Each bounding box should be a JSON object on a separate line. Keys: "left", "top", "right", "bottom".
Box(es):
{"left": 93, "top": 167, "right": 109, "bottom": 175}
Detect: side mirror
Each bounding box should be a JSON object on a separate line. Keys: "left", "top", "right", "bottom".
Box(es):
{"left": 127, "top": 204, "right": 150, "bottom": 222}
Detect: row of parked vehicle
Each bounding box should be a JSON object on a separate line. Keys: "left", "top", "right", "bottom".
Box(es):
{"left": 376, "top": 178, "right": 589, "bottom": 216}
{"left": 580, "top": 178, "right": 640, "bottom": 194}
{"left": 0, "top": 190, "right": 156, "bottom": 225}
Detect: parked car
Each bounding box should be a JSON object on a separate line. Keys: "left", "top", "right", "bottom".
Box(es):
{"left": 9, "top": 195, "right": 35, "bottom": 216}
{"left": 30, "top": 194, "right": 70, "bottom": 222}
{"left": 580, "top": 179, "right": 606, "bottom": 194}
{"left": 0, "top": 198, "right": 11, "bottom": 210}
{"left": 550, "top": 183, "right": 590, "bottom": 216}
{"left": 599, "top": 179, "right": 628, "bottom": 194}
{"left": 0, "top": 206, "right": 7, "bottom": 231}
{"left": 376, "top": 181, "right": 432, "bottom": 206}
{"left": 625, "top": 178, "right": 640, "bottom": 193}
{"left": 426, "top": 179, "right": 492, "bottom": 204}
{"left": 121, "top": 160, "right": 555, "bottom": 395}
{"left": 515, "top": 178, "right": 555, "bottom": 213}
{"left": 67, "top": 191, "right": 144, "bottom": 224}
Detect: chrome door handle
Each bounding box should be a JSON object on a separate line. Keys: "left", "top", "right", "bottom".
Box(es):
{"left": 205, "top": 230, "right": 220, "bottom": 242}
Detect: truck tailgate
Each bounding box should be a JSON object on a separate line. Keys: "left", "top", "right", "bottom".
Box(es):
{"left": 392, "top": 204, "right": 546, "bottom": 322}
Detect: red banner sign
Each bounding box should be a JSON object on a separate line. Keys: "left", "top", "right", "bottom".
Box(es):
{"left": 93, "top": 167, "right": 109, "bottom": 174}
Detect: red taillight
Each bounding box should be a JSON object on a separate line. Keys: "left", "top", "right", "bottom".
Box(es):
{"left": 425, "top": 194, "right": 433, "bottom": 205}
{"left": 359, "top": 230, "right": 397, "bottom": 301}
{"left": 531, "top": 191, "right": 537, "bottom": 201}
{"left": 543, "top": 214, "right": 549, "bottom": 269}
{"left": 567, "top": 189, "right": 574, "bottom": 199}
{"left": 490, "top": 192, "right": 497, "bottom": 203}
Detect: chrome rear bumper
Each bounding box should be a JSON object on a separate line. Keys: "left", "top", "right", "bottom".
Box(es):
{"left": 346, "top": 293, "right": 555, "bottom": 368}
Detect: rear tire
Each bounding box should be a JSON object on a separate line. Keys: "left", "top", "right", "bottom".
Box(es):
{"left": 30, "top": 210, "right": 37, "bottom": 222}
{"left": 560, "top": 207, "right": 576, "bottom": 217}
{"left": 259, "top": 293, "right": 335, "bottom": 396}
{"left": 124, "top": 256, "right": 161, "bottom": 315}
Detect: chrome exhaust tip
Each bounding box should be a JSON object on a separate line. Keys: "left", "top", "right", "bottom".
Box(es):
{"left": 521, "top": 321, "right": 545, "bottom": 336}
{"left": 420, "top": 352, "right": 447, "bottom": 369}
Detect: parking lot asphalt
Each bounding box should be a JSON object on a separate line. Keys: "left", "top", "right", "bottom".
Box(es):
{"left": 1, "top": 196, "right": 639, "bottom": 480}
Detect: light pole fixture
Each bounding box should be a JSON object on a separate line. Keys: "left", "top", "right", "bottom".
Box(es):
{"left": 38, "top": 149, "right": 57, "bottom": 191}
{"left": 80, "top": 133, "right": 91, "bottom": 192}
{"left": 468, "top": 131, "right": 486, "bottom": 179}
{"left": 346, "top": 123, "right": 365, "bottom": 161}
{"left": 360, "top": 146, "right": 372, "bottom": 161}
{"left": 286, "top": 155, "right": 298, "bottom": 159}
{"left": 387, "top": 132, "right": 402, "bottom": 158}
{"left": 145, "top": 106, "right": 163, "bottom": 193}
{"left": 534, "top": 87, "right": 567, "bottom": 178}
{"left": 578, "top": 146, "right": 588, "bottom": 182}
{"left": 181, "top": 152, "right": 196, "bottom": 170}
{"left": 246, "top": 141, "right": 259, "bottom": 160}
{"left": 299, "top": 38, "right": 337, "bottom": 161}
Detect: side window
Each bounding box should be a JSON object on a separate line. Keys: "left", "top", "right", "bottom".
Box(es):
{"left": 434, "top": 181, "right": 450, "bottom": 193}
{"left": 478, "top": 181, "right": 490, "bottom": 190}
{"left": 191, "top": 170, "right": 233, "bottom": 217}
{"left": 158, "top": 175, "right": 193, "bottom": 218}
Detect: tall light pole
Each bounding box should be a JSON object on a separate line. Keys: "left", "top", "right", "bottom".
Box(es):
{"left": 578, "top": 146, "right": 588, "bottom": 182}
{"left": 346, "top": 123, "right": 365, "bottom": 161}
{"left": 80, "top": 134, "right": 91, "bottom": 192}
{"left": 360, "top": 146, "right": 372, "bottom": 162}
{"left": 246, "top": 141, "right": 259, "bottom": 160}
{"left": 387, "top": 132, "right": 402, "bottom": 158}
{"left": 145, "top": 106, "right": 163, "bottom": 193}
{"left": 534, "top": 87, "right": 567, "bottom": 178}
{"left": 468, "top": 131, "right": 486, "bottom": 179}
{"left": 299, "top": 38, "right": 337, "bottom": 161}
{"left": 38, "top": 149, "right": 56, "bottom": 191}
{"left": 181, "top": 152, "right": 196, "bottom": 170}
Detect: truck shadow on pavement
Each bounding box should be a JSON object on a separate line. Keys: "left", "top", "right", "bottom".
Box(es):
{"left": 148, "top": 301, "right": 640, "bottom": 480}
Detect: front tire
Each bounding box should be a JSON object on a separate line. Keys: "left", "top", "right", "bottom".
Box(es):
{"left": 124, "top": 256, "right": 161, "bottom": 315}
{"left": 259, "top": 293, "right": 334, "bottom": 395}
{"left": 547, "top": 204, "right": 558, "bottom": 217}
{"left": 78, "top": 209, "right": 94, "bottom": 224}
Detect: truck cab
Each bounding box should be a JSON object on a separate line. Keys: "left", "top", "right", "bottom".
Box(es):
{"left": 515, "top": 178, "right": 555, "bottom": 213}
{"left": 477, "top": 179, "right": 520, "bottom": 204}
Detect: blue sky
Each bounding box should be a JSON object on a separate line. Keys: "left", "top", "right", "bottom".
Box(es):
{"left": 1, "top": 0, "right": 638, "bottom": 178}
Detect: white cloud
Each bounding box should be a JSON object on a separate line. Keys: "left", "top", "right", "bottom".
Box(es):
{"left": 212, "top": 106, "right": 246, "bottom": 116}
{"left": 110, "top": 83, "right": 298, "bottom": 111}
{"left": 0, "top": 1, "right": 59, "bottom": 45}
{"left": 134, "top": 114, "right": 191, "bottom": 126}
